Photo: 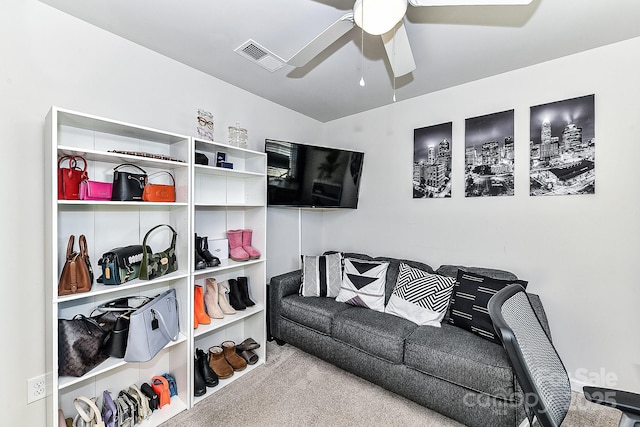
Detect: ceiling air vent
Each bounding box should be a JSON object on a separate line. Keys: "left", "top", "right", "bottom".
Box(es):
{"left": 234, "top": 40, "right": 286, "bottom": 72}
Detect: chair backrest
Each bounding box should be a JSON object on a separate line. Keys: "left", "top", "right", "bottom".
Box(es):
{"left": 488, "top": 284, "right": 572, "bottom": 427}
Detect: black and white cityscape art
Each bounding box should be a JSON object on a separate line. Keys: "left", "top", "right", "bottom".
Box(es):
{"left": 530, "top": 94, "right": 595, "bottom": 196}
{"left": 413, "top": 122, "right": 452, "bottom": 198}
{"left": 465, "top": 109, "right": 515, "bottom": 197}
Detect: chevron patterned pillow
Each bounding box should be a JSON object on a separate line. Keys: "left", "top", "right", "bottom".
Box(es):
{"left": 385, "top": 263, "right": 456, "bottom": 327}
{"left": 335, "top": 258, "right": 389, "bottom": 312}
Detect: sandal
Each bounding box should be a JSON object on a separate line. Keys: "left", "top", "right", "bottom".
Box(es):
{"left": 236, "top": 337, "right": 260, "bottom": 352}
{"left": 238, "top": 349, "right": 259, "bottom": 365}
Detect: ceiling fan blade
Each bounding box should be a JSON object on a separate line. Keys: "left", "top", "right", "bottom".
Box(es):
{"left": 381, "top": 21, "right": 416, "bottom": 77}
{"left": 408, "top": 0, "right": 532, "bottom": 6}
{"left": 287, "top": 13, "right": 355, "bottom": 67}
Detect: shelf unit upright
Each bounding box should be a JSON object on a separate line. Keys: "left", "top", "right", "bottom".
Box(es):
{"left": 191, "top": 138, "right": 267, "bottom": 405}
{"left": 45, "top": 107, "right": 193, "bottom": 426}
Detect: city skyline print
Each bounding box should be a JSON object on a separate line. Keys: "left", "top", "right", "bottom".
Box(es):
{"left": 413, "top": 122, "right": 452, "bottom": 198}
{"left": 465, "top": 109, "right": 515, "bottom": 197}
{"left": 529, "top": 94, "right": 595, "bottom": 196}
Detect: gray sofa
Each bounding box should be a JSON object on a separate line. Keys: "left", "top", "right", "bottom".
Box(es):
{"left": 269, "top": 252, "right": 551, "bottom": 427}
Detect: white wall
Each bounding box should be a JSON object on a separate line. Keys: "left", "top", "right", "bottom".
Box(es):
{"left": 0, "top": 1, "right": 322, "bottom": 425}
{"left": 319, "top": 37, "right": 640, "bottom": 393}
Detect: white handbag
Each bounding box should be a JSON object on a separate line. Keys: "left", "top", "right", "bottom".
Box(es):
{"left": 72, "top": 396, "right": 105, "bottom": 427}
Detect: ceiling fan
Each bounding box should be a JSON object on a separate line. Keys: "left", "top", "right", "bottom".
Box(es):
{"left": 286, "top": 0, "right": 533, "bottom": 77}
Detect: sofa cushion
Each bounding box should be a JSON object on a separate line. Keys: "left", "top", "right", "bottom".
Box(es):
{"left": 336, "top": 258, "right": 389, "bottom": 312}
{"left": 374, "top": 257, "right": 435, "bottom": 303}
{"left": 279, "top": 295, "right": 351, "bottom": 335}
{"left": 332, "top": 307, "right": 418, "bottom": 364}
{"left": 448, "top": 270, "right": 528, "bottom": 344}
{"left": 300, "top": 252, "right": 343, "bottom": 297}
{"left": 385, "top": 263, "right": 456, "bottom": 326}
{"left": 436, "top": 265, "right": 518, "bottom": 281}
{"left": 405, "top": 323, "right": 516, "bottom": 400}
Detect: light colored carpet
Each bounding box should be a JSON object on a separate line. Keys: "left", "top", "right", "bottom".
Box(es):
{"left": 161, "top": 341, "right": 621, "bottom": 427}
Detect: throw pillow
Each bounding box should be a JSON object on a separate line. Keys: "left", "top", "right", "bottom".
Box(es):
{"left": 385, "top": 263, "right": 456, "bottom": 326}
{"left": 448, "top": 269, "right": 528, "bottom": 344}
{"left": 336, "top": 258, "right": 389, "bottom": 312}
{"left": 300, "top": 252, "right": 343, "bottom": 297}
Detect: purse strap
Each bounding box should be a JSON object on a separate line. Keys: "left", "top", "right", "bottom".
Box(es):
{"left": 113, "top": 163, "right": 147, "bottom": 174}
{"left": 66, "top": 235, "right": 75, "bottom": 259}
{"left": 141, "top": 224, "right": 177, "bottom": 260}
{"left": 73, "top": 396, "right": 105, "bottom": 427}
{"left": 78, "top": 235, "right": 89, "bottom": 259}
{"left": 70, "top": 155, "right": 87, "bottom": 172}
{"left": 96, "top": 296, "right": 152, "bottom": 313}
{"left": 145, "top": 171, "right": 175, "bottom": 186}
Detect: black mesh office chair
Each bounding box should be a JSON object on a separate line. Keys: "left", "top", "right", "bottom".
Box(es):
{"left": 487, "top": 284, "right": 640, "bottom": 427}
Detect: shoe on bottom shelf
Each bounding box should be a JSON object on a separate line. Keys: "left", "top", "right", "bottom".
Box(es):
{"left": 237, "top": 349, "right": 259, "bottom": 365}
{"left": 196, "top": 348, "right": 219, "bottom": 387}
{"left": 222, "top": 340, "right": 247, "bottom": 371}
{"left": 194, "top": 354, "right": 206, "bottom": 397}
{"left": 208, "top": 346, "right": 234, "bottom": 379}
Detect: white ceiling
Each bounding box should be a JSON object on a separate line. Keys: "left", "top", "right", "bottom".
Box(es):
{"left": 38, "top": 0, "right": 640, "bottom": 122}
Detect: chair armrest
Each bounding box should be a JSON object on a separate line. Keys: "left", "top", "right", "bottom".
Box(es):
{"left": 268, "top": 270, "right": 302, "bottom": 340}
{"left": 584, "top": 386, "right": 640, "bottom": 417}
{"left": 527, "top": 293, "right": 552, "bottom": 340}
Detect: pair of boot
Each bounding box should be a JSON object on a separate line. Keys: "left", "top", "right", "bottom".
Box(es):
{"left": 207, "top": 341, "right": 247, "bottom": 380}
{"left": 226, "top": 277, "right": 255, "bottom": 311}
{"left": 202, "top": 277, "right": 254, "bottom": 321}
{"left": 194, "top": 348, "right": 219, "bottom": 397}
{"left": 195, "top": 233, "right": 220, "bottom": 270}
{"left": 227, "top": 229, "right": 260, "bottom": 262}
{"left": 194, "top": 279, "right": 235, "bottom": 328}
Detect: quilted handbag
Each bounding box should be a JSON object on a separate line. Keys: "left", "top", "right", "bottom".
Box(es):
{"left": 72, "top": 396, "right": 105, "bottom": 427}
{"left": 123, "top": 288, "right": 179, "bottom": 363}
{"left": 58, "top": 314, "right": 110, "bottom": 377}
{"left": 97, "top": 245, "right": 151, "bottom": 285}
{"left": 58, "top": 234, "right": 93, "bottom": 296}
{"left": 151, "top": 376, "right": 171, "bottom": 408}
{"left": 58, "top": 155, "right": 88, "bottom": 200}
{"left": 142, "top": 171, "right": 176, "bottom": 202}
{"left": 139, "top": 224, "right": 178, "bottom": 281}
{"left": 79, "top": 179, "right": 113, "bottom": 201}
{"left": 111, "top": 163, "right": 147, "bottom": 201}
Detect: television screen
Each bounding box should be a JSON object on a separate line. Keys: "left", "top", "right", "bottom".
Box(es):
{"left": 265, "top": 139, "right": 364, "bottom": 208}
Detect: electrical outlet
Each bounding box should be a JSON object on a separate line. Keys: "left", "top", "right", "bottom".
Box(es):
{"left": 27, "top": 374, "right": 47, "bottom": 404}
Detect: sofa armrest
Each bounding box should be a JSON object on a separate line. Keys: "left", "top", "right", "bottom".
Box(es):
{"left": 527, "top": 293, "right": 552, "bottom": 340}
{"left": 269, "top": 270, "right": 302, "bottom": 340}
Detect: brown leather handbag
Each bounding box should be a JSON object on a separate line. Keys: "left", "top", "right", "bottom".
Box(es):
{"left": 58, "top": 235, "right": 93, "bottom": 296}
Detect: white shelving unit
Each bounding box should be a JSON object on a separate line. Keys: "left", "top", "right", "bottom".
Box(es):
{"left": 45, "top": 107, "right": 194, "bottom": 426}
{"left": 191, "top": 138, "right": 267, "bottom": 405}
{"left": 45, "top": 107, "right": 268, "bottom": 426}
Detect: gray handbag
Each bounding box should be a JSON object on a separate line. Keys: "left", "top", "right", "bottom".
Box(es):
{"left": 124, "top": 288, "right": 179, "bottom": 362}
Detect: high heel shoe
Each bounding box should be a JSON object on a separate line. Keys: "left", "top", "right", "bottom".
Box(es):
{"left": 204, "top": 278, "right": 225, "bottom": 319}
{"left": 236, "top": 276, "right": 255, "bottom": 307}
{"left": 217, "top": 280, "right": 236, "bottom": 315}
{"left": 227, "top": 278, "right": 246, "bottom": 311}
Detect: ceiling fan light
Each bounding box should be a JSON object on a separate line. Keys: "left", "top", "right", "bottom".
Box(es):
{"left": 354, "top": 0, "right": 408, "bottom": 36}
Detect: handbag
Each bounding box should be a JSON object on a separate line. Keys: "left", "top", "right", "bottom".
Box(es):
{"left": 114, "top": 394, "right": 134, "bottom": 427}
{"left": 162, "top": 372, "right": 178, "bottom": 397}
{"left": 97, "top": 245, "right": 151, "bottom": 285}
{"left": 72, "top": 396, "right": 105, "bottom": 427}
{"left": 142, "top": 171, "right": 176, "bottom": 202}
{"left": 151, "top": 376, "right": 171, "bottom": 408}
{"left": 80, "top": 179, "right": 113, "bottom": 201}
{"left": 58, "top": 155, "right": 88, "bottom": 200}
{"left": 95, "top": 296, "right": 151, "bottom": 358}
{"left": 58, "top": 314, "right": 110, "bottom": 377}
{"left": 124, "top": 288, "right": 179, "bottom": 363}
{"left": 111, "top": 164, "right": 147, "bottom": 201}
{"left": 127, "top": 384, "right": 152, "bottom": 421}
{"left": 58, "top": 235, "right": 93, "bottom": 296}
{"left": 139, "top": 225, "right": 178, "bottom": 281}
{"left": 101, "top": 391, "right": 116, "bottom": 427}
{"left": 140, "top": 383, "right": 159, "bottom": 411}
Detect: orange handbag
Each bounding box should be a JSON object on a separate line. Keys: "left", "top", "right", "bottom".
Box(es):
{"left": 142, "top": 171, "right": 176, "bottom": 202}
{"left": 151, "top": 375, "right": 171, "bottom": 408}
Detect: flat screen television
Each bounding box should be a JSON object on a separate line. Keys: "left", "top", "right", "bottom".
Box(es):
{"left": 265, "top": 139, "right": 365, "bottom": 208}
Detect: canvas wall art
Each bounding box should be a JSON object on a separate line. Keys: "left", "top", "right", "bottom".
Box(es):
{"left": 464, "top": 109, "right": 515, "bottom": 197}
{"left": 413, "top": 122, "right": 452, "bottom": 198}
{"left": 529, "top": 94, "right": 595, "bottom": 196}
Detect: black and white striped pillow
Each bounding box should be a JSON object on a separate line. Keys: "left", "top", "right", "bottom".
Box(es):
{"left": 448, "top": 270, "right": 528, "bottom": 344}
{"left": 300, "top": 252, "right": 343, "bottom": 297}
{"left": 385, "top": 263, "right": 456, "bottom": 326}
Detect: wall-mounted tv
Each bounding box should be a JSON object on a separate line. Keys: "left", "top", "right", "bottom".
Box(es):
{"left": 265, "top": 139, "right": 365, "bottom": 208}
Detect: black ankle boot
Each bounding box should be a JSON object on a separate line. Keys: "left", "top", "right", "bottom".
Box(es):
{"left": 197, "top": 235, "right": 220, "bottom": 268}
{"left": 194, "top": 352, "right": 206, "bottom": 397}
{"left": 196, "top": 348, "right": 219, "bottom": 388}
{"left": 228, "top": 278, "right": 247, "bottom": 310}
{"left": 194, "top": 234, "right": 206, "bottom": 270}
{"left": 236, "top": 276, "right": 255, "bottom": 307}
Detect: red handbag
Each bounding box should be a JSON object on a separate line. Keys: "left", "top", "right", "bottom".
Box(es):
{"left": 151, "top": 375, "right": 171, "bottom": 408}
{"left": 58, "top": 155, "right": 87, "bottom": 200}
{"left": 142, "top": 171, "right": 176, "bottom": 202}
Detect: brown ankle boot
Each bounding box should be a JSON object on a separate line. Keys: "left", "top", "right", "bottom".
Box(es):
{"left": 221, "top": 340, "right": 247, "bottom": 371}
{"left": 208, "top": 346, "right": 234, "bottom": 379}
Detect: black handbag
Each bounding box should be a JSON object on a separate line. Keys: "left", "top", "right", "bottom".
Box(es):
{"left": 139, "top": 224, "right": 178, "bottom": 280}
{"left": 97, "top": 245, "right": 151, "bottom": 285}
{"left": 140, "top": 383, "right": 159, "bottom": 411}
{"left": 111, "top": 164, "right": 147, "bottom": 201}
{"left": 58, "top": 314, "right": 110, "bottom": 377}
{"left": 94, "top": 296, "right": 151, "bottom": 358}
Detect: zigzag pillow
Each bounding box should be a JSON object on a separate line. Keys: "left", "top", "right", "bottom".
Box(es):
{"left": 385, "top": 263, "right": 456, "bottom": 327}
{"left": 335, "top": 258, "right": 389, "bottom": 312}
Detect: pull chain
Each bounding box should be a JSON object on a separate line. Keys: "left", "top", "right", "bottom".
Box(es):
{"left": 359, "top": 1, "right": 365, "bottom": 87}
